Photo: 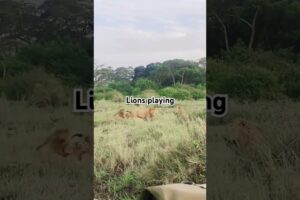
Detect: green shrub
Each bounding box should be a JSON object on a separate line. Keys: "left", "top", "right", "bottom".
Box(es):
{"left": 16, "top": 41, "right": 93, "bottom": 87}
{"left": 132, "top": 88, "right": 141, "bottom": 96}
{"left": 3, "top": 69, "right": 67, "bottom": 106}
{"left": 218, "top": 66, "right": 281, "bottom": 100}
{"left": 105, "top": 90, "right": 124, "bottom": 102}
{"left": 190, "top": 88, "right": 206, "bottom": 100}
{"left": 159, "top": 87, "right": 177, "bottom": 98}
{"left": 282, "top": 69, "right": 300, "bottom": 99}
{"left": 135, "top": 78, "right": 159, "bottom": 91}
{"left": 174, "top": 84, "right": 205, "bottom": 99}
{"left": 159, "top": 87, "right": 192, "bottom": 100}
{"left": 140, "top": 89, "right": 159, "bottom": 98}
{"left": 94, "top": 92, "right": 103, "bottom": 101}
{"left": 0, "top": 58, "right": 34, "bottom": 77}
{"left": 94, "top": 86, "right": 112, "bottom": 100}
{"left": 108, "top": 81, "right": 133, "bottom": 95}
{"left": 222, "top": 43, "right": 252, "bottom": 63}
{"left": 207, "top": 56, "right": 287, "bottom": 100}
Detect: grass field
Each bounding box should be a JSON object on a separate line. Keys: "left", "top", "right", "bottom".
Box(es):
{"left": 208, "top": 100, "right": 300, "bottom": 200}
{"left": 2, "top": 97, "right": 299, "bottom": 199}
{"left": 0, "top": 98, "right": 93, "bottom": 200}
{"left": 94, "top": 100, "right": 207, "bottom": 200}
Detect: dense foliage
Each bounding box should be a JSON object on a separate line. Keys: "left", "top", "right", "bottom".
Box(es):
{"left": 208, "top": 0, "right": 300, "bottom": 100}
{"left": 0, "top": 0, "right": 93, "bottom": 104}
{"left": 94, "top": 59, "right": 206, "bottom": 101}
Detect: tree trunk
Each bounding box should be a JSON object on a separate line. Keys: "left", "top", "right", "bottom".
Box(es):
{"left": 238, "top": 7, "right": 259, "bottom": 50}
{"left": 180, "top": 72, "right": 185, "bottom": 84}
{"left": 168, "top": 67, "right": 176, "bottom": 86}
{"left": 171, "top": 74, "right": 176, "bottom": 86}
{"left": 1, "top": 61, "right": 6, "bottom": 81}
{"left": 214, "top": 12, "right": 230, "bottom": 51}
{"left": 248, "top": 7, "right": 259, "bottom": 50}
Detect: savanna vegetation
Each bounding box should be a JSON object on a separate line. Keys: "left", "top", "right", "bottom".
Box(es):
{"left": 208, "top": 0, "right": 300, "bottom": 100}
{"left": 93, "top": 57, "right": 207, "bottom": 200}
{"left": 93, "top": 51, "right": 207, "bottom": 200}
{"left": 94, "top": 100, "right": 206, "bottom": 200}
{"left": 94, "top": 58, "right": 206, "bottom": 102}
{"left": 0, "top": 0, "right": 93, "bottom": 105}
{"left": 207, "top": 0, "right": 300, "bottom": 199}
{"left": 0, "top": 1, "right": 94, "bottom": 199}
{"left": 0, "top": 98, "right": 93, "bottom": 200}
{"left": 208, "top": 100, "right": 300, "bottom": 200}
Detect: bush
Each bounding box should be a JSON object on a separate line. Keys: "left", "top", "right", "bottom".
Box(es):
{"left": 94, "top": 86, "right": 112, "bottom": 100}
{"left": 282, "top": 69, "right": 300, "bottom": 99}
{"left": 108, "top": 81, "right": 133, "bottom": 95}
{"left": 218, "top": 66, "right": 282, "bottom": 100}
{"left": 174, "top": 84, "right": 205, "bottom": 99}
{"left": 221, "top": 43, "right": 252, "bottom": 63}
{"left": 207, "top": 57, "right": 286, "bottom": 101}
{"left": 159, "top": 87, "right": 192, "bottom": 100}
{"left": 17, "top": 41, "right": 93, "bottom": 87}
{"left": 3, "top": 69, "right": 67, "bottom": 106}
{"left": 132, "top": 87, "right": 141, "bottom": 96}
{"left": 104, "top": 90, "right": 124, "bottom": 102}
{"left": 135, "top": 78, "right": 159, "bottom": 91}
{"left": 190, "top": 88, "right": 206, "bottom": 100}
{"left": 140, "top": 89, "right": 159, "bottom": 98}
{"left": 0, "top": 58, "right": 34, "bottom": 77}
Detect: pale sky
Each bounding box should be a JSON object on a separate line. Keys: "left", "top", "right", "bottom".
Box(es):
{"left": 95, "top": 0, "right": 206, "bottom": 68}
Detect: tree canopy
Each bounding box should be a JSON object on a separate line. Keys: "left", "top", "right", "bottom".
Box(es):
{"left": 94, "top": 59, "right": 206, "bottom": 88}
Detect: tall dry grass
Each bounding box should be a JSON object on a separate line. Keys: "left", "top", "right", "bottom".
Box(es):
{"left": 208, "top": 100, "right": 300, "bottom": 200}
{"left": 94, "top": 100, "right": 206, "bottom": 200}
{"left": 0, "top": 98, "right": 93, "bottom": 200}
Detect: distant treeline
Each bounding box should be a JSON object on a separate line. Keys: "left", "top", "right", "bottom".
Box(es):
{"left": 94, "top": 59, "right": 206, "bottom": 101}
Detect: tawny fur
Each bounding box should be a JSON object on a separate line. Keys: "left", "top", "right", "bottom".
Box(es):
{"left": 36, "top": 128, "right": 70, "bottom": 157}
{"left": 64, "top": 134, "right": 93, "bottom": 160}
{"left": 114, "top": 108, "right": 156, "bottom": 121}
{"left": 226, "top": 118, "right": 274, "bottom": 171}
{"left": 174, "top": 106, "right": 189, "bottom": 122}
{"left": 114, "top": 109, "right": 133, "bottom": 120}
{"left": 130, "top": 108, "right": 156, "bottom": 121}
{"left": 36, "top": 128, "right": 92, "bottom": 161}
{"left": 230, "top": 118, "right": 263, "bottom": 150}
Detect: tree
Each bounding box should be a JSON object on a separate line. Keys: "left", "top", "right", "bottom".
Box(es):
{"left": 94, "top": 66, "right": 114, "bottom": 86}
{"left": 37, "top": 0, "right": 93, "bottom": 42}
{"left": 132, "top": 66, "right": 146, "bottom": 83}
{"left": 114, "top": 67, "right": 134, "bottom": 82}
{"left": 207, "top": 0, "right": 236, "bottom": 52}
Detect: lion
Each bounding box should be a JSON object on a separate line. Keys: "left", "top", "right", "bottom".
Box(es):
{"left": 114, "top": 108, "right": 156, "bottom": 121}
{"left": 174, "top": 105, "right": 189, "bottom": 123}
{"left": 36, "top": 128, "right": 70, "bottom": 158}
{"left": 64, "top": 133, "right": 93, "bottom": 161}
{"left": 230, "top": 118, "right": 263, "bottom": 149}
{"left": 36, "top": 128, "right": 92, "bottom": 161}
{"left": 130, "top": 107, "right": 156, "bottom": 121}
{"left": 224, "top": 118, "right": 273, "bottom": 165}
{"left": 114, "top": 109, "right": 133, "bottom": 120}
